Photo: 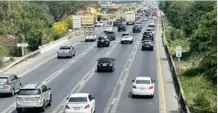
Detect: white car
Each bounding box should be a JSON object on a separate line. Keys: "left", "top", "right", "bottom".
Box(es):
{"left": 104, "top": 26, "right": 113, "bottom": 32}
{"left": 131, "top": 77, "right": 155, "bottom": 98}
{"left": 94, "top": 21, "right": 104, "bottom": 27}
{"left": 64, "top": 93, "right": 96, "bottom": 113}
{"left": 120, "top": 34, "right": 133, "bottom": 44}
{"left": 147, "top": 27, "right": 155, "bottom": 35}
{"left": 142, "top": 18, "right": 148, "bottom": 21}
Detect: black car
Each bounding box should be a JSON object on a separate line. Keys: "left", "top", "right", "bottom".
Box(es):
{"left": 113, "top": 21, "right": 122, "bottom": 27}
{"left": 118, "top": 24, "right": 126, "bottom": 32}
{"left": 142, "top": 31, "right": 154, "bottom": 41}
{"left": 141, "top": 40, "right": 154, "bottom": 51}
{"left": 133, "top": 25, "right": 142, "bottom": 33}
{"left": 105, "top": 31, "right": 116, "bottom": 41}
{"left": 97, "top": 57, "right": 115, "bottom": 72}
{"left": 97, "top": 36, "right": 110, "bottom": 47}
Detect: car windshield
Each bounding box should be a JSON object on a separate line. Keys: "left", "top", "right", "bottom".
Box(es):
{"left": 69, "top": 97, "right": 87, "bottom": 102}
{"left": 106, "top": 32, "right": 115, "bottom": 34}
{"left": 98, "top": 37, "right": 104, "bottom": 40}
{"left": 18, "top": 89, "right": 41, "bottom": 95}
{"left": 136, "top": 80, "right": 150, "bottom": 84}
{"left": 122, "top": 34, "right": 130, "bottom": 36}
{"left": 98, "top": 58, "right": 111, "bottom": 63}
{"left": 60, "top": 46, "right": 71, "bottom": 49}
{"left": 0, "top": 77, "right": 8, "bottom": 83}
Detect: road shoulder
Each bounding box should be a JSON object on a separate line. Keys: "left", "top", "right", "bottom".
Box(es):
{"left": 157, "top": 10, "right": 179, "bottom": 113}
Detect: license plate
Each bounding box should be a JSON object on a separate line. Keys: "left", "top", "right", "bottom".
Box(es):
{"left": 103, "top": 63, "right": 107, "bottom": 66}
{"left": 74, "top": 107, "right": 80, "bottom": 110}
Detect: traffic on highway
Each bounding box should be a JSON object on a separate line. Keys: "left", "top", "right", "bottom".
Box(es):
{"left": 0, "top": 2, "right": 169, "bottom": 113}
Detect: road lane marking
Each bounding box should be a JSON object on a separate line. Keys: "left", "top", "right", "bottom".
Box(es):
{"left": 103, "top": 33, "right": 142, "bottom": 113}
{"left": 156, "top": 10, "right": 167, "bottom": 113}
{"left": 1, "top": 44, "right": 97, "bottom": 113}
{"left": 112, "top": 98, "right": 116, "bottom": 105}
{"left": 52, "top": 40, "right": 121, "bottom": 113}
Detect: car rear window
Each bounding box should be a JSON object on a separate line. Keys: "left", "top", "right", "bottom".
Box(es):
{"left": 0, "top": 77, "right": 8, "bottom": 83}
{"left": 98, "top": 37, "right": 104, "bottom": 40}
{"left": 69, "top": 97, "right": 87, "bottom": 102}
{"left": 60, "top": 46, "right": 71, "bottom": 49}
{"left": 18, "top": 89, "right": 41, "bottom": 95}
{"left": 121, "top": 34, "right": 130, "bottom": 36}
{"left": 106, "top": 32, "right": 115, "bottom": 34}
{"left": 98, "top": 58, "right": 111, "bottom": 63}
{"left": 136, "top": 80, "right": 150, "bottom": 84}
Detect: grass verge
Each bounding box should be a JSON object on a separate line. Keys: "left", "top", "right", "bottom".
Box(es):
{"left": 165, "top": 27, "right": 217, "bottom": 113}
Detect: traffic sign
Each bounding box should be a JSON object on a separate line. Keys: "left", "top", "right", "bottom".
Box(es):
{"left": 72, "top": 15, "right": 81, "bottom": 28}
{"left": 17, "top": 43, "right": 28, "bottom": 47}
{"left": 176, "top": 46, "right": 182, "bottom": 57}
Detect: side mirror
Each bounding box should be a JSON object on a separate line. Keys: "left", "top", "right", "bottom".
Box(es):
{"left": 113, "top": 59, "right": 115, "bottom": 61}
{"left": 132, "top": 80, "right": 135, "bottom": 82}
{"left": 66, "top": 98, "right": 69, "bottom": 100}
{"left": 97, "top": 59, "right": 99, "bottom": 61}
{"left": 92, "top": 97, "right": 96, "bottom": 100}
{"left": 153, "top": 80, "right": 156, "bottom": 82}
{"left": 48, "top": 88, "right": 51, "bottom": 90}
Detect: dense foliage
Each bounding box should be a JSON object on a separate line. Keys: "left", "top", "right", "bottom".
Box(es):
{"left": 0, "top": 1, "right": 99, "bottom": 57}
{"left": 159, "top": 1, "right": 217, "bottom": 84}
{"left": 159, "top": 1, "right": 217, "bottom": 113}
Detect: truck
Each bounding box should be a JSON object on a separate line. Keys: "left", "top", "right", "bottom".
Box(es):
{"left": 126, "top": 11, "right": 135, "bottom": 25}
{"left": 84, "top": 25, "right": 97, "bottom": 42}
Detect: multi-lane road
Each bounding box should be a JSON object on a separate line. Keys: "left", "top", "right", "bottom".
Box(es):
{"left": 0, "top": 10, "right": 179, "bottom": 113}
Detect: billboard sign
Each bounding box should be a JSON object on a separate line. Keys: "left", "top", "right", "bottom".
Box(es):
{"left": 81, "top": 15, "right": 95, "bottom": 25}
{"left": 72, "top": 15, "right": 81, "bottom": 28}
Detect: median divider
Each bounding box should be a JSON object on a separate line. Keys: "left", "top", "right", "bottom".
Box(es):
{"left": 160, "top": 11, "right": 191, "bottom": 113}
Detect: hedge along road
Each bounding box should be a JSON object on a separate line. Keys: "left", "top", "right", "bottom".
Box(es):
{"left": 0, "top": 27, "right": 104, "bottom": 112}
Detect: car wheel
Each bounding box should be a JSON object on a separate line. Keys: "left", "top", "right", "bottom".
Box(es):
{"left": 73, "top": 52, "right": 75, "bottom": 56}
{"left": 130, "top": 41, "right": 133, "bottom": 44}
{"left": 151, "top": 48, "right": 153, "bottom": 51}
{"left": 57, "top": 56, "right": 60, "bottom": 59}
{"left": 151, "top": 95, "right": 154, "bottom": 98}
{"left": 16, "top": 108, "right": 22, "bottom": 113}
{"left": 131, "top": 93, "right": 135, "bottom": 98}
{"left": 40, "top": 100, "right": 46, "bottom": 112}
{"left": 48, "top": 95, "right": 52, "bottom": 106}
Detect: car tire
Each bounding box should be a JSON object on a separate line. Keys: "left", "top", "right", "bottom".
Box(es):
{"left": 73, "top": 52, "right": 75, "bottom": 56}
{"left": 130, "top": 41, "right": 133, "bottom": 44}
{"left": 151, "top": 48, "right": 154, "bottom": 51}
{"left": 48, "top": 95, "right": 52, "bottom": 106}
{"left": 16, "top": 108, "right": 22, "bottom": 113}
{"left": 57, "top": 56, "right": 60, "bottom": 59}
{"left": 131, "top": 93, "right": 135, "bottom": 98}
{"left": 40, "top": 100, "right": 46, "bottom": 112}
{"left": 151, "top": 95, "right": 154, "bottom": 98}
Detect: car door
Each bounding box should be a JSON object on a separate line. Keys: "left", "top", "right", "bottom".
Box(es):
{"left": 88, "top": 95, "right": 95, "bottom": 112}
{"left": 41, "top": 85, "right": 49, "bottom": 102}
{"left": 9, "top": 75, "right": 16, "bottom": 90}
{"left": 13, "top": 75, "right": 20, "bottom": 90}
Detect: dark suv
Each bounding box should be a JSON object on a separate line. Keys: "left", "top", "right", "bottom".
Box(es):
{"left": 118, "top": 24, "right": 126, "bottom": 32}
{"left": 133, "top": 25, "right": 142, "bottom": 33}
{"left": 97, "top": 57, "right": 115, "bottom": 72}
{"left": 141, "top": 40, "right": 154, "bottom": 51}
{"left": 105, "top": 31, "right": 116, "bottom": 41}
{"left": 97, "top": 36, "right": 110, "bottom": 47}
{"left": 142, "top": 31, "right": 154, "bottom": 41}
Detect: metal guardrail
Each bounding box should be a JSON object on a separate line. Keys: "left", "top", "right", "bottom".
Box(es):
{"left": 160, "top": 12, "right": 191, "bottom": 113}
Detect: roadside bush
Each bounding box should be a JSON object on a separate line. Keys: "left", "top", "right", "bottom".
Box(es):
{"left": 51, "top": 21, "right": 68, "bottom": 40}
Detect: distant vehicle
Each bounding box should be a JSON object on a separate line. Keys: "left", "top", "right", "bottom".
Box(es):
{"left": 126, "top": 11, "right": 135, "bottom": 25}
{"left": 113, "top": 20, "right": 122, "bottom": 27}
{"left": 147, "top": 27, "right": 155, "bottom": 36}
{"left": 148, "top": 23, "right": 155, "bottom": 28}
{"left": 16, "top": 84, "right": 52, "bottom": 113}
{"left": 131, "top": 77, "right": 156, "bottom": 98}
{"left": 84, "top": 26, "right": 97, "bottom": 42}
{"left": 64, "top": 93, "right": 96, "bottom": 113}
{"left": 135, "top": 20, "right": 142, "bottom": 25}
{"left": 97, "top": 36, "right": 110, "bottom": 47}
{"left": 94, "top": 21, "right": 104, "bottom": 27}
{"left": 104, "top": 25, "right": 113, "bottom": 32}
{"left": 141, "top": 40, "right": 154, "bottom": 51}
{"left": 133, "top": 24, "right": 142, "bottom": 33}
{"left": 142, "top": 18, "right": 148, "bottom": 21}
{"left": 0, "top": 74, "right": 22, "bottom": 96}
{"left": 97, "top": 57, "right": 115, "bottom": 72}
{"left": 120, "top": 33, "right": 133, "bottom": 44}
{"left": 57, "top": 45, "right": 75, "bottom": 58}
{"left": 118, "top": 24, "right": 126, "bottom": 32}
{"left": 142, "top": 31, "right": 154, "bottom": 41}
{"left": 105, "top": 31, "right": 116, "bottom": 41}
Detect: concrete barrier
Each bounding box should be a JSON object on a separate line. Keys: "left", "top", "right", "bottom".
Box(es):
{"left": 160, "top": 10, "right": 191, "bottom": 113}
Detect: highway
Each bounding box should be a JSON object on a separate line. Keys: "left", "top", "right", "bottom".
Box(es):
{"left": 0, "top": 12, "right": 172, "bottom": 113}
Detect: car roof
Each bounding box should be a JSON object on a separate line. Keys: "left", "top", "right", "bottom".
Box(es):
{"left": 21, "top": 84, "right": 40, "bottom": 89}
{"left": 69, "top": 93, "right": 89, "bottom": 97}
{"left": 99, "top": 57, "right": 113, "bottom": 60}
{"left": 0, "top": 73, "right": 14, "bottom": 77}
{"left": 135, "top": 77, "right": 151, "bottom": 80}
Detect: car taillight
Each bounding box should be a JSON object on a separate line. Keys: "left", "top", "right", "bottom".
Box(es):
{"left": 65, "top": 105, "right": 70, "bottom": 109}
{"left": 109, "top": 63, "right": 112, "bottom": 66}
{"left": 149, "top": 86, "right": 153, "bottom": 89}
{"left": 85, "top": 104, "right": 90, "bottom": 109}
{"left": 4, "top": 82, "right": 11, "bottom": 86}
{"left": 133, "top": 85, "right": 137, "bottom": 89}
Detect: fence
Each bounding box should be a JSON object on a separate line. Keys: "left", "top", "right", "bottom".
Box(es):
{"left": 160, "top": 11, "right": 191, "bottom": 113}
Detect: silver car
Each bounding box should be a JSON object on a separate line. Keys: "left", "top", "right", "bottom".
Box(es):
{"left": 57, "top": 45, "right": 75, "bottom": 58}
{"left": 0, "top": 73, "right": 22, "bottom": 96}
